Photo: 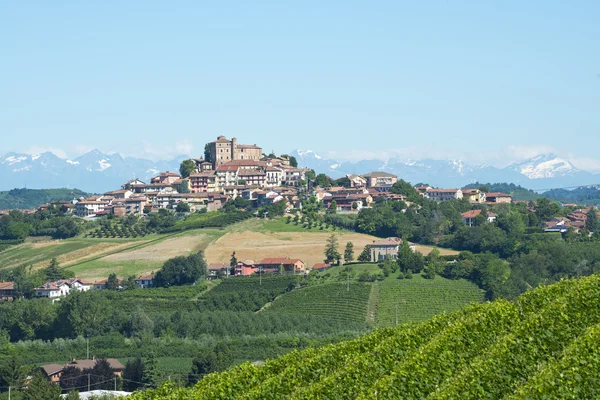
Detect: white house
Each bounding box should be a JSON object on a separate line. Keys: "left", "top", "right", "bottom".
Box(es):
{"left": 75, "top": 201, "right": 107, "bottom": 217}
{"left": 35, "top": 281, "right": 71, "bottom": 298}
{"left": 134, "top": 274, "right": 154, "bottom": 288}
{"left": 425, "top": 188, "right": 463, "bottom": 201}
{"left": 461, "top": 210, "right": 497, "bottom": 227}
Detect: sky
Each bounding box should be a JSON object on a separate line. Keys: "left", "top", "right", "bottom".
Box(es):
{"left": 1, "top": 1, "right": 599, "bottom": 170}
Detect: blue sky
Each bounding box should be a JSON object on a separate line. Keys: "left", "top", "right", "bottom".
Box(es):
{"left": 1, "top": 1, "right": 599, "bottom": 169}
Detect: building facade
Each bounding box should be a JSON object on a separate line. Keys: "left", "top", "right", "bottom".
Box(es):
{"left": 208, "top": 136, "right": 263, "bottom": 168}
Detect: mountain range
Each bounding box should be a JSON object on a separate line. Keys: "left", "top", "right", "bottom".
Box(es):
{"left": 290, "top": 150, "right": 599, "bottom": 191}
{"left": 0, "top": 149, "right": 598, "bottom": 193}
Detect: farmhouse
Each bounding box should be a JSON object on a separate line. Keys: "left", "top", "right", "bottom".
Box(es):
{"left": 0, "top": 281, "right": 15, "bottom": 300}
{"left": 135, "top": 274, "right": 154, "bottom": 288}
{"left": 40, "top": 357, "right": 124, "bottom": 383}
{"left": 256, "top": 257, "right": 306, "bottom": 273}
{"left": 461, "top": 209, "right": 497, "bottom": 226}
{"left": 370, "top": 237, "right": 416, "bottom": 262}
{"left": 485, "top": 192, "right": 512, "bottom": 203}
{"left": 208, "top": 263, "right": 231, "bottom": 278}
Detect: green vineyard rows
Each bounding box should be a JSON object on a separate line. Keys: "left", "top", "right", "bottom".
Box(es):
{"left": 377, "top": 275, "right": 484, "bottom": 326}
{"left": 266, "top": 282, "right": 371, "bottom": 325}
{"left": 130, "top": 274, "right": 600, "bottom": 399}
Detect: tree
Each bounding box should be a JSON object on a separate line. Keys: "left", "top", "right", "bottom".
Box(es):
{"left": 324, "top": 234, "right": 341, "bottom": 264}
{"left": 124, "top": 307, "right": 154, "bottom": 338}
{"left": 154, "top": 252, "right": 207, "bottom": 287}
{"left": 352, "top": 201, "right": 358, "bottom": 210}
{"left": 314, "top": 173, "right": 333, "bottom": 188}
{"left": 0, "top": 353, "right": 31, "bottom": 390}
{"left": 327, "top": 200, "right": 337, "bottom": 214}
{"left": 45, "top": 258, "right": 62, "bottom": 282}
{"left": 23, "top": 370, "right": 61, "bottom": 400}
{"left": 179, "top": 159, "right": 196, "bottom": 178}
{"left": 142, "top": 353, "right": 160, "bottom": 389}
{"left": 586, "top": 208, "right": 598, "bottom": 232}
{"left": 357, "top": 245, "right": 372, "bottom": 262}
{"left": 123, "top": 358, "right": 146, "bottom": 392}
{"left": 175, "top": 179, "right": 190, "bottom": 194}
{"left": 344, "top": 242, "right": 354, "bottom": 263}
{"left": 176, "top": 202, "right": 191, "bottom": 213}
{"left": 477, "top": 185, "right": 490, "bottom": 193}
{"left": 90, "top": 358, "right": 120, "bottom": 391}
{"left": 59, "top": 365, "right": 83, "bottom": 392}
{"left": 230, "top": 251, "right": 238, "bottom": 268}
{"left": 535, "top": 198, "right": 561, "bottom": 222}
{"left": 204, "top": 144, "right": 212, "bottom": 163}
{"left": 289, "top": 156, "right": 298, "bottom": 167}
{"left": 189, "top": 352, "right": 217, "bottom": 384}
{"left": 125, "top": 275, "right": 137, "bottom": 290}
{"left": 105, "top": 273, "right": 120, "bottom": 290}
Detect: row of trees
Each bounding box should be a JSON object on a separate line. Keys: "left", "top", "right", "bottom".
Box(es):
{"left": 323, "top": 234, "right": 354, "bottom": 265}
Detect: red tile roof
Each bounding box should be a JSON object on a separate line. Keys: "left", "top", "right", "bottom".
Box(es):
{"left": 312, "top": 263, "right": 331, "bottom": 270}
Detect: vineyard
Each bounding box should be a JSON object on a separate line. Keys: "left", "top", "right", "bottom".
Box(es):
{"left": 86, "top": 219, "right": 155, "bottom": 238}
{"left": 376, "top": 275, "right": 485, "bottom": 326}
{"left": 130, "top": 274, "right": 600, "bottom": 399}
{"left": 198, "top": 276, "right": 298, "bottom": 312}
{"left": 266, "top": 282, "right": 371, "bottom": 326}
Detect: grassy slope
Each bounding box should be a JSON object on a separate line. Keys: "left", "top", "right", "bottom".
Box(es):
{"left": 132, "top": 275, "right": 600, "bottom": 400}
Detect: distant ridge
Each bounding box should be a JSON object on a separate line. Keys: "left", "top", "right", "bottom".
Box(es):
{"left": 290, "top": 150, "right": 600, "bottom": 190}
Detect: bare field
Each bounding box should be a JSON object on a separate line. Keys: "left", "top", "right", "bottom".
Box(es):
{"left": 103, "top": 234, "right": 208, "bottom": 262}
{"left": 205, "top": 231, "right": 380, "bottom": 267}
{"left": 414, "top": 244, "right": 459, "bottom": 256}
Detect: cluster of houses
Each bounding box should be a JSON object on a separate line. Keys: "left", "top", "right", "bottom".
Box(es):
{"left": 414, "top": 186, "right": 513, "bottom": 204}
{"left": 0, "top": 274, "right": 156, "bottom": 301}
{"left": 544, "top": 207, "right": 600, "bottom": 233}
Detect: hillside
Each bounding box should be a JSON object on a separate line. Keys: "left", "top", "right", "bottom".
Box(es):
{"left": 543, "top": 186, "right": 600, "bottom": 206}
{"left": 0, "top": 188, "right": 87, "bottom": 209}
{"left": 462, "top": 182, "right": 541, "bottom": 201}
{"left": 131, "top": 274, "right": 600, "bottom": 399}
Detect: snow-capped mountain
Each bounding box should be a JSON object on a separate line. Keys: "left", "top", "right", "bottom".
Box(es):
{"left": 509, "top": 154, "right": 580, "bottom": 179}
{"left": 0, "top": 150, "right": 186, "bottom": 192}
{"left": 291, "top": 150, "right": 599, "bottom": 190}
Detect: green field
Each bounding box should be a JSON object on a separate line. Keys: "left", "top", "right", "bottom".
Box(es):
{"left": 266, "top": 282, "right": 372, "bottom": 326}
{"left": 376, "top": 274, "right": 485, "bottom": 327}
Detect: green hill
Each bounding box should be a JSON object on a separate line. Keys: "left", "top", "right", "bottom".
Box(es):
{"left": 0, "top": 188, "right": 87, "bottom": 209}
{"left": 131, "top": 274, "right": 600, "bottom": 399}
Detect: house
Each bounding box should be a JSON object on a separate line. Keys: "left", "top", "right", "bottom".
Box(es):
{"left": 461, "top": 209, "right": 497, "bottom": 226}
{"left": 361, "top": 172, "right": 398, "bottom": 192}
{"left": 346, "top": 174, "right": 367, "bottom": 188}
{"left": 485, "top": 192, "right": 512, "bottom": 203}
{"left": 311, "top": 263, "right": 332, "bottom": 271}
{"left": 0, "top": 281, "right": 15, "bottom": 300}
{"left": 124, "top": 197, "right": 147, "bottom": 214}
{"left": 461, "top": 189, "right": 486, "bottom": 203}
{"left": 75, "top": 200, "right": 107, "bottom": 217}
{"left": 151, "top": 171, "right": 181, "bottom": 185}
{"left": 256, "top": 257, "right": 306, "bottom": 273}
{"left": 415, "top": 185, "right": 432, "bottom": 196}
{"left": 40, "top": 357, "right": 125, "bottom": 382}
{"left": 234, "top": 261, "right": 257, "bottom": 276}
{"left": 207, "top": 263, "right": 231, "bottom": 278}
{"left": 189, "top": 171, "right": 218, "bottom": 193}
{"left": 425, "top": 188, "right": 463, "bottom": 201}
{"left": 369, "top": 237, "right": 416, "bottom": 262}
{"left": 35, "top": 281, "right": 71, "bottom": 298}
{"left": 134, "top": 274, "right": 154, "bottom": 288}
{"left": 103, "top": 189, "right": 133, "bottom": 200}
{"left": 92, "top": 278, "right": 123, "bottom": 291}
{"left": 63, "top": 278, "right": 92, "bottom": 292}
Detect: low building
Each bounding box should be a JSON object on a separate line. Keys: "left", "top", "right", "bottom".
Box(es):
{"left": 35, "top": 281, "right": 71, "bottom": 298}
{"left": 461, "top": 209, "right": 497, "bottom": 226}
{"left": 0, "top": 281, "right": 15, "bottom": 300}
{"left": 369, "top": 237, "right": 416, "bottom": 262}
{"left": 461, "top": 189, "right": 486, "bottom": 203}
{"left": 425, "top": 188, "right": 463, "bottom": 201}
{"left": 485, "top": 192, "right": 512, "bottom": 203}
{"left": 207, "top": 263, "right": 231, "bottom": 278}
{"left": 256, "top": 257, "right": 306, "bottom": 273}
{"left": 361, "top": 172, "right": 398, "bottom": 192}
{"left": 311, "top": 263, "right": 332, "bottom": 271}
{"left": 134, "top": 274, "right": 154, "bottom": 288}
{"left": 40, "top": 358, "right": 125, "bottom": 383}
{"left": 75, "top": 200, "right": 107, "bottom": 217}
{"left": 234, "top": 261, "right": 257, "bottom": 276}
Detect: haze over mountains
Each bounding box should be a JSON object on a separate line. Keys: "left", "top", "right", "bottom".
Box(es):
{"left": 0, "top": 148, "right": 598, "bottom": 193}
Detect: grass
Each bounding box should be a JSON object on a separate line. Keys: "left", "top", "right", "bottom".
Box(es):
{"left": 376, "top": 273, "right": 485, "bottom": 327}
{"left": 261, "top": 217, "right": 339, "bottom": 233}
